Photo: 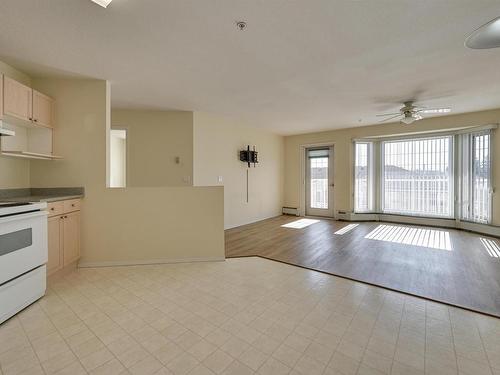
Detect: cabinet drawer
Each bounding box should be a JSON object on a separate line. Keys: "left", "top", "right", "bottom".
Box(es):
{"left": 64, "top": 199, "right": 81, "bottom": 213}
{"left": 46, "top": 202, "right": 64, "bottom": 217}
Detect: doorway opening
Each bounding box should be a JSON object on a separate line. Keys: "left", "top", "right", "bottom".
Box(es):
{"left": 305, "top": 146, "right": 334, "bottom": 217}
{"left": 110, "top": 129, "right": 127, "bottom": 188}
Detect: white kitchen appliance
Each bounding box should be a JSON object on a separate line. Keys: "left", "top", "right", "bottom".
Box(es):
{"left": 0, "top": 201, "right": 48, "bottom": 324}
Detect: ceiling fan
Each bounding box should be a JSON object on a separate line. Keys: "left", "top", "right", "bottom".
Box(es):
{"left": 377, "top": 101, "right": 451, "bottom": 125}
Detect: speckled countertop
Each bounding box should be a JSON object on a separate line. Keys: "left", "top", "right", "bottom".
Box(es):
{"left": 2, "top": 194, "right": 84, "bottom": 203}
{"left": 0, "top": 187, "right": 84, "bottom": 203}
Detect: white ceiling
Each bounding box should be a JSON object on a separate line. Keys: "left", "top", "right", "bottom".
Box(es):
{"left": 0, "top": 0, "right": 499, "bottom": 135}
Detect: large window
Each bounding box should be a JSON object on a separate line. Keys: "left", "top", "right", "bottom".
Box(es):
{"left": 353, "top": 130, "right": 494, "bottom": 223}
{"left": 460, "top": 131, "right": 491, "bottom": 223}
{"left": 354, "top": 142, "right": 373, "bottom": 212}
{"left": 382, "top": 136, "right": 453, "bottom": 217}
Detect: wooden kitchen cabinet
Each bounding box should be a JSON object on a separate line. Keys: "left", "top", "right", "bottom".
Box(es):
{"left": 0, "top": 75, "right": 58, "bottom": 159}
{"left": 47, "top": 216, "right": 63, "bottom": 274}
{"left": 3, "top": 76, "right": 33, "bottom": 122}
{"left": 46, "top": 199, "right": 81, "bottom": 276}
{"left": 63, "top": 211, "right": 80, "bottom": 266}
{"left": 1, "top": 75, "right": 55, "bottom": 127}
{"left": 32, "top": 90, "right": 54, "bottom": 128}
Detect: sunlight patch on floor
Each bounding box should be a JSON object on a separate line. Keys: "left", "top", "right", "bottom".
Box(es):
{"left": 334, "top": 223, "right": 359, "bottom": 235}
{"left": 281, "top": 218, "right": 320, "bottom": 229}
{"left": 365, "top": 224, "right": 452, "bottom": 251}
{"left": 480, "top": 238, "right": 500, "bottom": 258}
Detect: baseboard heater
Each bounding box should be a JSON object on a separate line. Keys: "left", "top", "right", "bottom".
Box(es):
{"left": 282, "top": 207, "right": 299, "bottom": 216}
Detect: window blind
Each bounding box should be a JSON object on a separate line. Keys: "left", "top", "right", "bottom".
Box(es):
{"left": 382, "top": 136, "right": 453, "bottom": 217}
{"left": 460, "top": 131, "right": 491, "bottom": 223}
{"left": 354, "top": 142, "right": 373, "bottom": 212}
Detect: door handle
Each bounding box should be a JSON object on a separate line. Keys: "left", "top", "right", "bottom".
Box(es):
{"left": 330, "top": 184, "right": 335, "bottom": 187}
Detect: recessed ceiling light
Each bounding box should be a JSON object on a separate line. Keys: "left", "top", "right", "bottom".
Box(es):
{"left": 465, "top": 16, "right": 500, "bottom": 49}
{"left": 91, "top": 0, "right": 113, "bottom": 8}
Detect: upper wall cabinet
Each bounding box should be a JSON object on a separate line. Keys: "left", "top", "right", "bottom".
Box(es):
{"left": 0, "top": 75, "right": 59, "bottom": 160}
{"left": 2, "top": 76, "right": 54, "bottom": 128}
{"left": 3, "top": 76, "right": 33, "bottom": 123}
{"left": 32, "top": 90, "right": 54, "bottom": 128}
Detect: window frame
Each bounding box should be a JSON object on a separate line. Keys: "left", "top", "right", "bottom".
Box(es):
{"left": 459, "top": 130, "right": 492, "bottom": 224}
{"left": 352, "top": 126, "right": 495, "bottom": 224}
{"left": 380, "top": 135, "right": 455, "bottom": 219}
{"left": 353, "top": 141, "right": 375, "bottom": 213}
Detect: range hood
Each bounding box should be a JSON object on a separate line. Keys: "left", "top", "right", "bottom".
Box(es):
{"left": 0, "top": 121, "right": 15, "bottom": 136}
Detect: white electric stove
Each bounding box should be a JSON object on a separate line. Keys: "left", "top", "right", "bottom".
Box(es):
{"left": 0, "top": 201, "right": 48, "bottom": 324}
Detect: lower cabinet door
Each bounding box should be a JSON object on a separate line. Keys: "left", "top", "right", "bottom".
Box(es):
{"left": 47, "top": 216, "right": 63, "bottom": 275}
{"left": 63, "top": 211, "right": 80, "bottom": 266}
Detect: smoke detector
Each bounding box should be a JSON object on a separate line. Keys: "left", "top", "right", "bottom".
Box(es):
{"left": 236, "top": 21, "right": 247, "bottom": 31}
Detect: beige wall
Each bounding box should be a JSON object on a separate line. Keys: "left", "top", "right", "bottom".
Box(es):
{"left": 0, "top": 61, "right": 32, "bottom": 188}
{"left": 284, "top": 108, "right": 500, "bottom": 225}
{"left": 111, "top": 110, "right": 193, "bottom": 187}
{"left": 30, "top": 78, "right": 224, "bottom": 264}
{"left": 193, "top": 112, "right": 284, "bottom": 229}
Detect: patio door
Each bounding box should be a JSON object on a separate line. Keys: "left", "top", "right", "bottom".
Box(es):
{"left": 305, "top": 146, "right": 334, "bottom": 217}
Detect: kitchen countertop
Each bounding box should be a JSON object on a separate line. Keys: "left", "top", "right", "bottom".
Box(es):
{"left": 1, "top": 194, "right": 84, "bottom": 203}
{"left": 0, "top": 187, "right": 84, "bottom": 203}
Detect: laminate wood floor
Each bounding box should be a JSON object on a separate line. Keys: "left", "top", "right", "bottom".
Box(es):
{"left": 225, "top": 215, "right": 500, "bottom": 317}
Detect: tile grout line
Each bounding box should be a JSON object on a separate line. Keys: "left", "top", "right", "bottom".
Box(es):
{"left": 16, "top": 314, "right": 50, "bottom": 375}
{"left": 5, "top": 257, "right": 497, "bottom": 375}
{"left": 356, "top": 288, "right": 390, "bottom": 374}
{"left": 389, "top": 295, "right": 405, "bottom": 375}
{"left": 474, "top": 315, "right": 495, "bottom": 374}
{"left": 424, "top": 299, "right": 427, "bottom": 375}
{"left": 45, "top": 278, "right": 127, "bottom": 374}
{"left": 448, "top": 307, "right": 461, "bottom": 375}
{"left": 45, "top": 283, "right": 109, "bottom": 374}
{"left": 78, "top": 264, "right": 249, "bottom": 373}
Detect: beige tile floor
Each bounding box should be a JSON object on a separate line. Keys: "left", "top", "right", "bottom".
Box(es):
{"left": 0, "top": 257, "right": 499, "bottom": 375}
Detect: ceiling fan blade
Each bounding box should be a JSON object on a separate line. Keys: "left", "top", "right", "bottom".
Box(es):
{"left": 417, "top": 108, "right": 451, "bottom": 114}
{"left": 378, "top": 114, "right": 402, "bottom": 123}
{"left": 376, "top": 112, "right": 401, "bottom": 117}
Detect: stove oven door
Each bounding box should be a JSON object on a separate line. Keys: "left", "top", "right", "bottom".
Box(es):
{"left": 0, "top": 210, "right": 48, "bottom": 285}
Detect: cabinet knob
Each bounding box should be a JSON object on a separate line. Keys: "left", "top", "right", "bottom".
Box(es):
{"left": 29, "top": 117, "right": 32, "bottom": 121}
{"left": 71, "top": 204, "right": 75, "bottom": 207}
{"left": 51, "top": 207, "right": 55, "bottom": 211}
{"left": 34, "top": 119, "right": 38, "bottom": 122}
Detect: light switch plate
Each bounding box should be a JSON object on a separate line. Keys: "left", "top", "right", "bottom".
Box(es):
{"left": 218, "top": 176, "right": 223, "bottom": 183}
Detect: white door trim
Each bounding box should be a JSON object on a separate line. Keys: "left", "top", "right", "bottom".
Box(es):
{"left": 300, "top": 142, "right": 336, "bottom": 218}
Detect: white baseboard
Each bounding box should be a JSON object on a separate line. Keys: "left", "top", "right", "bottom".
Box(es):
{"left": 378, "top": 214, "right": 457, "bottom": 229}
{"left": 337, "top": 212, "right": 378, "bottom": 221}
{"left": 338, "top": 212, "right": 500, "bottom": 237}
{"left": 224, "top": 213, "right": 282, "bottom": 230}
{"left": 458, "top": 221, "right": 500, "bottom": 237}
{"left": 78, "top": 256, "right": 225, "bottom": 268}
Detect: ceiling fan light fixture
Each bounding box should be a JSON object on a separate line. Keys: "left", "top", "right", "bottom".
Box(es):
{"left": 465, "top": 16, "right": 500, "bottom": 49}
{"left": 90, "top": 0, "right": 113, "bottom": 8}
{"left": 400, "top": 117, "right": 415, "bottom": 125}
{"left": 400, "top": 112, "right": 419, "bottom": 125}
